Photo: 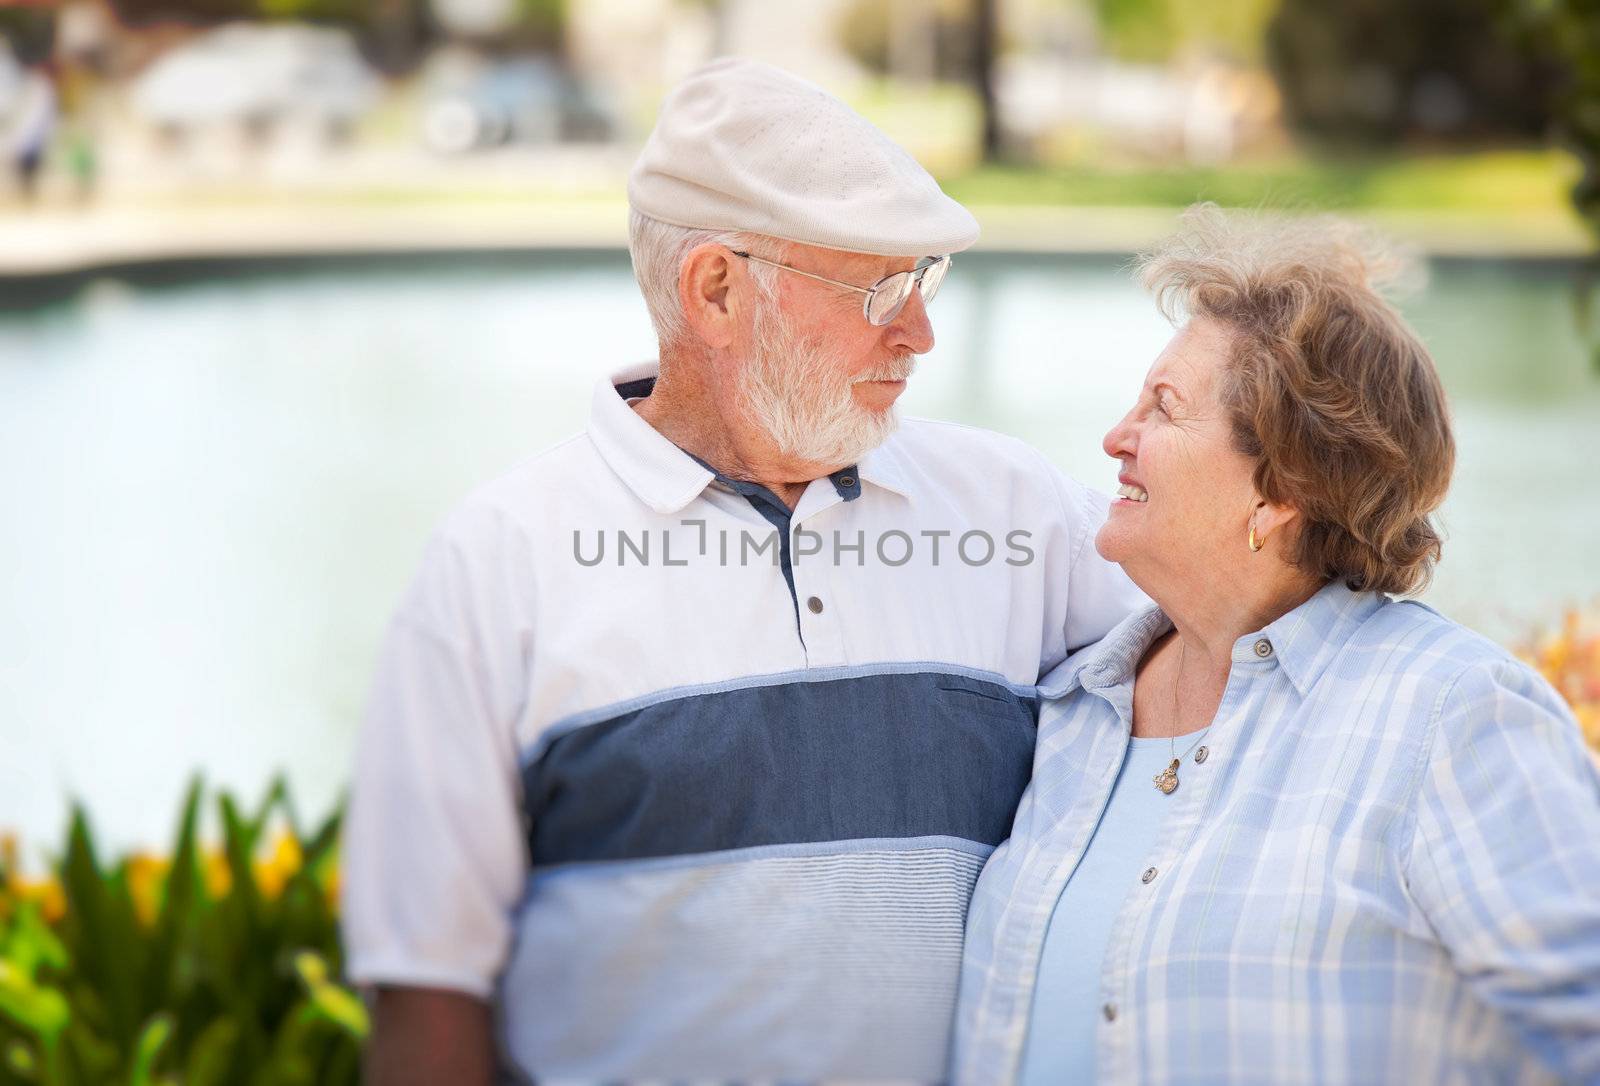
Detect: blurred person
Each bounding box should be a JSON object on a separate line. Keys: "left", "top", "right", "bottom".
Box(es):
{"left": 343, "top": 58, "right": 1145, "bottom": 1084}
{"left": 5, "top": 64, "right": 55, "bottom": 202}
{"left": 954, "top": 206, "right": 1600, "bottom": 1084}
{"left": 57, "top": 59, "right": 99, "bottom": 204}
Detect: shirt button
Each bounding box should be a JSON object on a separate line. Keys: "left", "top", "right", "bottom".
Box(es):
{"left": 1194, "top": 746, "right": 1209, "bottom": 764}
{"left": 1253, "top": 638, "right": 1273, "bottom": 658}
{"left": 807, "top": 596, "right": 824, "bottom": 614}
{"left": 1102, "top": 1002, "right": 1118, "bottom": 1022}
{"left": 1141, "top": 867, "right": 1157, "bottom": 884}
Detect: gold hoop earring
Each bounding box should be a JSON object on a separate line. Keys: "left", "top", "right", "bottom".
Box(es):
{"left": 1248, "top": 524, "right": 1263, "bottom": 552}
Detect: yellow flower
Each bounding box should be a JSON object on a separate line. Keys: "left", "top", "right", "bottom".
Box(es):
{"left": 254, "top": 832, "right": 302, "bottom": 900}
{"left": 1576, "top": 703, "right": 1600, "bottom": 749}
{"left": 1522, "top": 605, "right": 1600, "bottom": 759}
{"left": 15, "top": 879, "right": 65, "bottom": 925}
{"left": 125, "top": 853, "right": 169, "bottom": 928}
{"left": 203, "top": 850, "right": 232, "bottom": 899}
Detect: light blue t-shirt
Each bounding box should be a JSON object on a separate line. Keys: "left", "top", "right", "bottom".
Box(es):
{"left": 1018, "top": 733, "right": 1193, "bottom": 1084}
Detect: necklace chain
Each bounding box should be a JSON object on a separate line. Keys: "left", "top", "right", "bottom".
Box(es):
{"left": 1152, "top": 637, "right": 1211, "bottom": 794}
{"left": 1169, "top": 729, "right": 1209, "bottom": 764}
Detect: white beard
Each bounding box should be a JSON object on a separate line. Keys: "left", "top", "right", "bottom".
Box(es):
{"left": 737, "top": 303, "right": 916, "bottom": 467}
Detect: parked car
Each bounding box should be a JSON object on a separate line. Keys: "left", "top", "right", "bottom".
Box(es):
{"left": 419, "top": 51, "right": 613, "bottom": 154}
{"left": 131, "top": 23, "right": 379, "bottom": 144}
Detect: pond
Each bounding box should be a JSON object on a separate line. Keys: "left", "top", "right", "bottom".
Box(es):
{"left": 3, "top": 250, "right": 1598, "bottom": 850}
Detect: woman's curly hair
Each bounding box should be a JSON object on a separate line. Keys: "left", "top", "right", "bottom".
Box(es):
{"left": 1140, "top": 204, "right": 1455, "bottom": 596}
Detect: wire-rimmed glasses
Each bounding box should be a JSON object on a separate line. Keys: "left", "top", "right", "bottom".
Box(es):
{"left": 731, "top": 251, "right": 951, "bottom": 326}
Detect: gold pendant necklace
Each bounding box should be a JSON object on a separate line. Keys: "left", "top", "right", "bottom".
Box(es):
{"left": 1151, "top": 640, "right": 1209, "bottom": 794}
{"left": 1152, "top": 731, "right": 1208, "bottom": 794}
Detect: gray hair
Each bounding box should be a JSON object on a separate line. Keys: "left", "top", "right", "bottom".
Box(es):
{"left": 628, "top": 209, "right": 784, "bottom": 347}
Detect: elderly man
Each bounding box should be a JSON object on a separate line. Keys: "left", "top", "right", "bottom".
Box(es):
{"left": 343, "top": 58, "right": 1143, "bottom": 1083}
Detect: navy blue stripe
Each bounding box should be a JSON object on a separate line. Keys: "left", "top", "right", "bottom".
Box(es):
{"left": 522, "top": 671, "right": 1039, "bottom": 865}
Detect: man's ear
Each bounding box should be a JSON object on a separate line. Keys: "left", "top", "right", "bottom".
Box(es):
{"left": 678, "top": 244, "right": 742, "bottom": 350}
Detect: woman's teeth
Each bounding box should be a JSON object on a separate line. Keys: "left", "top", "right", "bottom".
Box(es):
{"left": 1117, "top": 483, "right": 1149, "bottom": 503}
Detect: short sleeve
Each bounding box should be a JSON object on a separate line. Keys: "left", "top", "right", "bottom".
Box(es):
{"left": 1404, "top": 656, "right": 1600, "bottom": 1080}
{"left": 340, "top": 501, "right": 533, "bottom": 999}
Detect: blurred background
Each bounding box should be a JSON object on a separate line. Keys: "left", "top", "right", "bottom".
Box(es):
{"left": 2, "top": 0, "right": 1600, "bottom": 1076}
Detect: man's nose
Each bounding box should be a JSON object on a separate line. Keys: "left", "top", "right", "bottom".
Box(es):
{"left": 884, "top": 288, "right": 935, "bottom": 355}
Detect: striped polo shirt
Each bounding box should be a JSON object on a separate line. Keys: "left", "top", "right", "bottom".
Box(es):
{"left": 342, "top": 360, "right": 1145, "bottom": 1082}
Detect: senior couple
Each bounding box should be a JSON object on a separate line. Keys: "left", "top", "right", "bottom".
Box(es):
{"left": 343, "top": 59, "right": 1600, "bottom": 1084}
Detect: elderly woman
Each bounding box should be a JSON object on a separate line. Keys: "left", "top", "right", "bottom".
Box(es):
{"left": 953, "top": 207, "right": 1600, "bottom": 1085}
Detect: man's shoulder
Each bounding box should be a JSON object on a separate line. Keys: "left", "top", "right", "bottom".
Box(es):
{"left": 431, "top": 431, "right": 622, "bottom": 549}
{"left": 464, "top": 432, "right": 597, "bottom": 501}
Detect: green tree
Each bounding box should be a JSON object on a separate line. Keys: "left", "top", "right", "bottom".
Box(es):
{"left": 1267, "top": 0, "right": 1560, "bottom": 145}
{"left": 0, "top": 6, "right": 56, "bottom": 65}
{"left": 1503, "top": 0, "right": 1600, "bottom": 367}
{"left": 1091, "top": 0, "right": 1277, "bottom": 64}
{"left": 1507, "top": 0, "right": 1600, "bottom": 233}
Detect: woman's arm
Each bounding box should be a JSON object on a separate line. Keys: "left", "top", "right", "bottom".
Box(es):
{"left": 1405, "top": 654, "right": 1600, "bottom": 1080}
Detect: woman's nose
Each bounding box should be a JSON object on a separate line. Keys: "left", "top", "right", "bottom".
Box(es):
{"left": 1103, "top": 409, "right": 1138, "bottom": 461}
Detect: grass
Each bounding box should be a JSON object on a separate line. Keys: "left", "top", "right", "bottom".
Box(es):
{"left": 941, "top": 148, "right": 1583, "bottom": 214}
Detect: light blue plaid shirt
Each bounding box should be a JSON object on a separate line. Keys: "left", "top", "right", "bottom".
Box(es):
{"left": 955, "top": 581, "right": 1600, "bottom": 1085}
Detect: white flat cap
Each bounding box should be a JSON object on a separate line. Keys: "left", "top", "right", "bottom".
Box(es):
{"left": 628, "top": 57, "right": 979, "bottom": 257}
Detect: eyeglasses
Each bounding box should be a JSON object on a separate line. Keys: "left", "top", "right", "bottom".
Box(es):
{"left": 730, "top": 250, "right": 951, "bottom": 327}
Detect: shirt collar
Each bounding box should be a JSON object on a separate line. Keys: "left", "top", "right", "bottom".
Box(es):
{"left": 1040, "top": 604, "right": 1170, "bottom": 725}
{"left": 1041, "top": 578, "right": 1387, "bottom": 707}
{"left": 588, "top": 362, "right": 714, "bottom": 515}
{"left": 854, "top": 437, "right": 913, "bottom": 499}
{"left": 588, "top": 361, "right": 916, "bottom": 512}
{"left": 1251, "top": 578, "right": 1386, "bottom": 697}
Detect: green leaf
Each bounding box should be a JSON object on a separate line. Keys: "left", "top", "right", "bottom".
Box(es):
{"left": 290, "top": 953, "right": 326, "bottom": 989}
{"left": 317, "top": 1035, "right": 359, "bottom": 1086}
{"left": 61, "top": 1014, "right": 123, "bottom": 1084}
{"left": 20, "top": 908, "right": 67, "bottom": 974}
{"left": 248, "top": 778, "right": 290, "bottom": 843}
{"left": 5, "top": 1038, "right": 36, "bottom": 1078}
{"left": 298, "top": 807, "right": 342, "bottom": 879}
{"left": 305, "top": 984, "right": 367, "bottom": 1042}
{"left": 3, "top": 901, "right": 66, "bottom": 980}
{"left": 60, "top": 808, "right": 142, "bottom": 1050}
{"left": 129, "top": 1014, "right": 172, "bottom": 1086}
{"left": 143, "top": 781, "right": 203, "bottom": 1015}
{"left": 0, "top": 961, "right": 69, "bottom": 1039}
{"left": 182, "top": 1019, "right": 240, "bottom": 1086}
{"left": 291, "top": 954, "right": 367, "bottom": 1041}
{"left": 217, "top": 798, "right": 260, "bottom": 925}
